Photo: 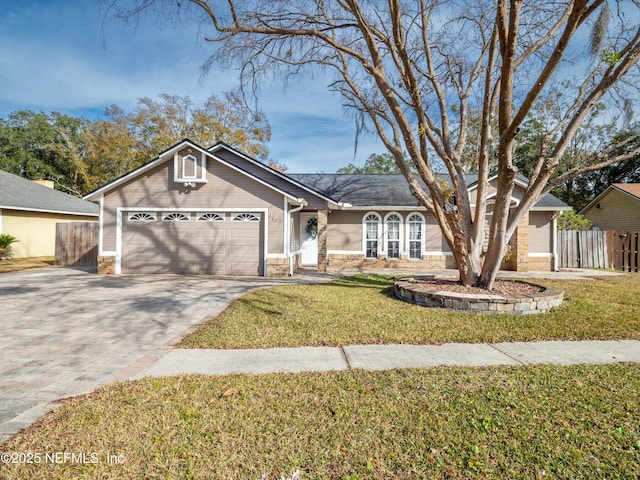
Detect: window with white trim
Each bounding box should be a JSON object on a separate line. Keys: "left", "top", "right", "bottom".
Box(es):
{"left": 128, "top": 212, "right": 156, "bottom": 221}
{"left": 386, "top": 213, "right": 401, "bottom": 259}
{"left": 408, "top": 214, "right": 423, "bottom": 259}
{"left": 364, "top": 213, "right": 380, "bottom": 258}
{"left": 162, "top": 213, "right": 190, "bottom": 221}
{"left": 197, "top": 213, "right": 225, "bottom": 222}
{"left": 182, "top": 154, "right": 197, "bottom": 179}
{"left": 232, "top": 213, "right": 260, "bottom": 222}
{"left": 173, "top": 150, "right": 207, "bottom": 184}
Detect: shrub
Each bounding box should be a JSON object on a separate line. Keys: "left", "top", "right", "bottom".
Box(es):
{"left": 0, "top": 233, "right": 19, "bottom": 252}
{"left": 557, "top": 210, "right": 592, "bottom": 230}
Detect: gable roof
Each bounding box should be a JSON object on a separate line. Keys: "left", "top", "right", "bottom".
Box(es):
{"left": 613, "top": 183, "right": 640, "bottom": 200}
{"left": 0, "top": 170, "right": 98, "bottom": 216}
{"left": 83, "top": 138, "right": 210, "bottom": 201}
{"left": 207, "top": 142, "right": 348, "bottom": 207}
{"left": 579, "top": 183, "right": 640, "bottom": 214}
{"left": 82, "top": 138, "right": 569, "bottom": 211}
{"left": 83, "top": 139, "right": 342, "bottom": 207}
{"left": 289, "top": 173, "right": 570, "bottom": 210}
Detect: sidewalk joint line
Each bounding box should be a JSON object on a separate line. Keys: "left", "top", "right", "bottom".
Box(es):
{"left": 339, "top": 346, "right": 352, "bottom": 370}
{"left": 488, "top": 343, "right": 526, "bottom": 365}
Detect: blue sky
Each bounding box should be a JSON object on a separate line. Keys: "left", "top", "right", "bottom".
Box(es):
{"left": 0, "top": 0, "right": 384, "bottom": 172}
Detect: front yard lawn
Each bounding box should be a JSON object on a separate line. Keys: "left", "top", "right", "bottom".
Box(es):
{"left": 0, "top": 257, "right": 54, "bottom": 274}
{"left": 3, "top": 364, "right": 639, "bottom": 479}
{"left": 180, "top": 273, "right": 640, "bottom": 349}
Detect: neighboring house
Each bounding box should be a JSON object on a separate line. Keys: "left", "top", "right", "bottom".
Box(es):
{"left": 580, "top": 183, "right": 640, "bottom": 231}
{"left": 83, "top": 139, "right": 570, "bottom": 276}
{"left": 0, "top": 170, "right": 99, "bottom": 258}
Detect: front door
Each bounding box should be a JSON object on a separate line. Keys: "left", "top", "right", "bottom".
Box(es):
{"left": 300, "top": 213, "right": 318, "bottom": 266}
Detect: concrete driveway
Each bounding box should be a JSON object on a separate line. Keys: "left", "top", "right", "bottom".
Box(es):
{"left": 0, "top": 267, "right": 328, "bottom": 443}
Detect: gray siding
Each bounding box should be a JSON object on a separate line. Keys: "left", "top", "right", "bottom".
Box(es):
{"left": 424, "top": 214, "right": 450, "bottom": 253}
{"left": 471, "top": 180, "right": 528, "bottom": 206}
{"left": 214, "top": 149, "right": 329, "bottom": 210}
{"left": 326, "top": 210, "right": 452, "bottom": 254}
{"left": 102, "top": 156, "right": 286, "bottom": 254}
{"left": 290, "top": 211, "right": 301, "bottom": 252}
{"left": 528, "top": 212, "right": 553, "bottom": 253}
{"left": 327, "top": 210, "right": 364, "bottom": 251}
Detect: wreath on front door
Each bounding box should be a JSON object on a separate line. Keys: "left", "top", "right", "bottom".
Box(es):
{"left": 305, "top": 217, "right": 318, "bottom": 239}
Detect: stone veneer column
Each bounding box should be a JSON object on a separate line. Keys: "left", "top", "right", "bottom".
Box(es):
{"left": 513, "top": 215, "right": 529, "bottom": 272}
{"left": 97, "top": 256, "right": 115, "bottom": 275}
{"left": 317, "top": 209, "right": 328, "bottom": 272}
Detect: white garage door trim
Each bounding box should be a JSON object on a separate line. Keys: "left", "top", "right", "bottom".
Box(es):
{"left": 116, "top": 207, "right": 268, "bottom": 275}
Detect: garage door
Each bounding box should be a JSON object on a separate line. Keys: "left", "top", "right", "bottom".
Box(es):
{"left": 121, "top": 211, "right": 262, "bottom": 275}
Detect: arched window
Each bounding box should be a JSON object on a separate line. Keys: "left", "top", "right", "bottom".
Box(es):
{"left": 407, "top": 213, "right": 424, "bottom": 259}
{"left": 128, "top": 212, "right": 156, "bottom": 221}
{"left": 197, "top": 213, "right": 224, "bottom": 222}
{"left": 232, "top": 213, "right": 260, "bottom": 222}
{"left": 364, "top": 213, "right": 380, "bottom": 258}
{"left": 162, "top": 213, "right": 190, "bottom": 221}
{"left": 385, "top": 213, "right": 402, "bottom": 259}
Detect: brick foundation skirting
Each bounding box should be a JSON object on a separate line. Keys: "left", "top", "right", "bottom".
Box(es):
{"left": 97, "top": 256, "right": 115, "bottom": 275}
{"left": 266, "top": 258, "right": 288, "bottom": 277}
{"left": 326, "top": 253, "right": 456, "bottom": 271}
{"left": 527, "top": 256, "right": 554, "bottom": 271}
{"left": 267, "top": 255, "right": 302, "bottom": 277}
{"left": 323, "top": 253, "right": 553, "bottom": 273}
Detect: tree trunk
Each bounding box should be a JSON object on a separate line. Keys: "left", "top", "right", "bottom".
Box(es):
{"left": 473, "top": 167, "right": 518, "bottom": 290}
{"left": 457, "top": 250, "right": 483, "bottom": 287}
{"left": 447, "top": 219, "right": 484, "bottom": 287}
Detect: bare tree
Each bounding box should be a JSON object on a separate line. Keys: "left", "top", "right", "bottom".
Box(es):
{"left": 106, "top": 0, "right": 640, "bottom": 289}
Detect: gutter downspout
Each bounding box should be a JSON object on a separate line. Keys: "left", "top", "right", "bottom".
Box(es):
{"left": 552, "top": 212, "right": 560, "bottom": 272}
{"left": 287, "top": 200, "right": 307, "bottom": 276}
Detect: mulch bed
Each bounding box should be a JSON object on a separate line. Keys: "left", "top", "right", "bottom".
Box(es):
{"left": 407, "top": 277, "right": 544, "bottom": 296}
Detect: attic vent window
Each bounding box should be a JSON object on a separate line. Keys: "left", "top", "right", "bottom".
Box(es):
{"left": 163, "top": 213, "right": 190, "bottom": 221}
{"left": 173, "top": 151, "right": 207, "bottom": 184}
{"left": 197, "top": 213, "right": 225, "bottom": 222}
{"left": 182, "top": 154, "right": 197, "bottom": 178}
{"left": 129, "top": 212, "right": 156, "bottom": 221}
{"left": 232, "top": 213, "right": 260, "bottom": 222}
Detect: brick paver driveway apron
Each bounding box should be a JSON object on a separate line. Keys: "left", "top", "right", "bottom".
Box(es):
{"left": 0, "top": 267, "right": 323, "bottom": 442}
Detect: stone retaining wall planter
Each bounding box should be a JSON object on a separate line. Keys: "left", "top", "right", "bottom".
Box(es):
{"left": 394, "top": 278, "right": 564, "bottom": 314}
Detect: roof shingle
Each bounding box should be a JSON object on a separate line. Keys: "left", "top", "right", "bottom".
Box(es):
{"left": 614, "top": 183, "right": 640, "bottom": 200}
{"left": 288, "top": 173, "right": 568, "bottom": 209}
{"left": 0, "top": 170, "right": 99, "bottom": 216}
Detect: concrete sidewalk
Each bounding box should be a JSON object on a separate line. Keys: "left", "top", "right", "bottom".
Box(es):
{"left": 136, "top": 340, "right": 640, "bottom": 378}
{"left": 0, "top": 266, "right": 631, "bottom": 445}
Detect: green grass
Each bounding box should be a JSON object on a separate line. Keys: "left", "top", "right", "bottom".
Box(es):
{"left": 2, "top": 365, "right": 639, "bottom": 479}
{"left": 0, "top": 257, "right": 54, "bottom": 274}
{"left": 180, "top": 273, "right": 640, "bottom": 349}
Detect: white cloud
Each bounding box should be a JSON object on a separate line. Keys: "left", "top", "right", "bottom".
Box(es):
{"left": 258, "top": 78, "right": 386, "bottom": 172}
{"left": 0, "top": 0, "right": 386, "bottom": 173}
{"left": 0, "top": 0, "right": 228, "bottom": 115}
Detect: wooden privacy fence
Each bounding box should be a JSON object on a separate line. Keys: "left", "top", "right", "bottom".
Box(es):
{"left": 607, "top": 230, "right": 640, "bottom": 273}
{"left": 558, "top": 229, "right": 640, "bottom": 272}
{"left": 557, "top": 230, "right": 608, "bottom": 269}
{"left": 55, "top": 222, "right": 99, "bottom": 267}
